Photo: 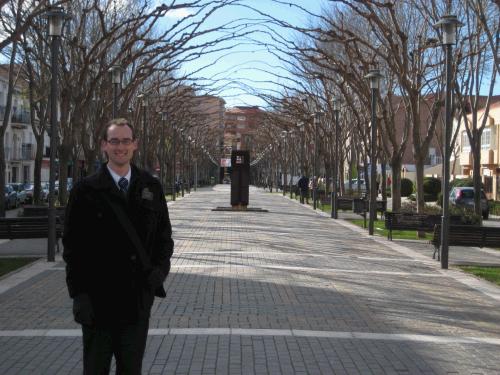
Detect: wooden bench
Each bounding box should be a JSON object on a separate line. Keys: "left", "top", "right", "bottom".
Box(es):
{"left": 23, "top": 205, "right": 66, "bottom": 218}
{"left": 0, "top": 217, "right": 64, "bottom": 251}
{"left": 432, "top": 224, "right": 500, "bottom": 260}
{"left": 385, "top": 213, "right": 443, "bottom": 240}
{"left": 354, "top": 199, "right": 387, "bottom": 220}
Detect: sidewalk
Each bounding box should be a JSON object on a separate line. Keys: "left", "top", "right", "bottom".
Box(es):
{"left": 0, "top": 185, "right": 499, "bottom": 374}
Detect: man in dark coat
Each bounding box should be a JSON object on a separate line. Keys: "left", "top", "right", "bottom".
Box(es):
{"left": 63, "top": 118, "right": 174, "bottom": 374}
{"left": 297, "top": 175, "right": 309, "bottom": 204}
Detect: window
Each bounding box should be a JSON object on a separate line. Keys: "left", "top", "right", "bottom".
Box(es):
{"left": 237, "top": 116, "right": 246, "bottom": 121}
{"left": 481, "top": 129, "right": 491, "bottom": 149}
{"left": 462, "top": 132, "right": 470, "bottom": 151}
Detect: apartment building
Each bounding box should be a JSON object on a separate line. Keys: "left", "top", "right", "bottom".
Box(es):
{"left": 224, "top": 106, "right": 264, "bottom": 154}
{"left": 457, "top": 97, "right": 500, "bottom": 200}
{"left": 0, "top": 65, "right": 49, "bottom": 184}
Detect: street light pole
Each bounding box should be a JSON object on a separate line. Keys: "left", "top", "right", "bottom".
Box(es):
{"left": 331, "top": 98, "right": 341, "bottom": 219}
{"left": 282, "top": 130, "right": 287, "bottom": 196}
{"left": 137, "top": 93, "right": 148, "bottom": 170}
{"left": 313, "top": 112, "right": 323, "bottom": 210}
{"left": 289, "top": 131, "right": 294, "bottom": 199}
{"left": 47, "top": 6, "right": 65, "bottom": 263}
{"left": 435, "top": 14, "right": 461, "bottom": 269}
{"left": 160, "top": 111, "right": 167, "bottom": 188}
{"left": 110, "top": 65, "right": 122, "bottom": 118}
{"left": 172, "top": 124, "right": 176, "bottom": 201}
{"left": 365, "top": 69, "right": 384, "bottom": 236}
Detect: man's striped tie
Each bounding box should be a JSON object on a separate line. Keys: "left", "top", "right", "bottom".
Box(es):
{"left": 118, "top": 177, "right": 128, "bottom": 196}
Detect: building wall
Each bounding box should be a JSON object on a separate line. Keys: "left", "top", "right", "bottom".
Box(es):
{"left": 224, "top": 106, "right": 263, "bottom": 155}
{"left": 457, "top": 100, "right": 500, "bottom": 200}
{"left": 0, "top": 67, "right": 50, "bottom": 184}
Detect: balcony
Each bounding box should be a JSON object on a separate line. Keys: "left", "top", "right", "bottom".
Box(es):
{"left": 4, "top": 144, "right": 35, "bottom": 161}
{"left": 10, "top": 109, "right": 31, "bottom": 126}
{"left": 0, "top": 106, "right": 31, "bottom": 126}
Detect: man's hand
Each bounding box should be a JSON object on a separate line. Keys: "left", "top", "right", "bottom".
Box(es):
{"left": 73, "top": 294, "right": 94, "bottom": 326}
{"left": 147, "top": 268, "right": 164, "bottom": 289}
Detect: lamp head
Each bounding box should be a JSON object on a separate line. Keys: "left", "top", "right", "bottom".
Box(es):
{"left": 364, "top": 69, "right": 384, "bottom": 89}
{"left": 434, "top": 15, "right": 462, "bottom": 45}
{"left": 47, "top": 6, "right": 65, "bottom": 37}
{"left": 110, "top": 65, "right": 122, "bottom": 84}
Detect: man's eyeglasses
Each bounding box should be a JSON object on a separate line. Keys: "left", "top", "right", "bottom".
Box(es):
{"left": 107, "top": 138, "right": 134, "bottom": 146}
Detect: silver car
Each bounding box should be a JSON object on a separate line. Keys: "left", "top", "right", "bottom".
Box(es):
{"left": 450, "top": 186, "right": 489, "bottom": 219}
{"left": 4, "top": 185, "right": 18, "bottom": 209}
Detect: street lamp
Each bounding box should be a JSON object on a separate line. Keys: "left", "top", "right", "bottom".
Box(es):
{"left": 160, "top": 111, "right": 168, "bottom": 188}
{"left": 364, "top": 69, "right": 384, "bottom": 236}
{"left": 179, "top": 129, "right": 185, "bottom": 197}
{"left": 281, "top": 130, "right": 287, "bottom": 196}
{"left": 171, "top": 122, "right": 177, "bottom": 201}
{"left": 110, "top": 65, "right": 122, "bottom": 118}
{"left": 47, "top": 6, "right": 65, "bottom": 263}
{"left": 137, "top": 93, "right": 148, "bottom": 169}
{"left": 288, "top": 131, "right": 294, "bottom": 199}
{"left": 434, "top": 14, "right": 462, "bottom": 269}
{"left": 313, "top": 111, "right": 323, "bottom": 210}
{"left": 331, "top": 97, "right": 341, "bottom": 219}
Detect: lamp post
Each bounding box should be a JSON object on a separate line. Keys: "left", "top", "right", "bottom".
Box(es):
{"left": 331, "top": 97, "right": 341, "bottom": 219}
{"left": 110, "top": 65, "right": 122, "bottom": 118}
{"left": 435, "top": 14, "right": 461, "bottom": 269}
{"left": 282, "top": 130, "right": 287, "bottom": 196}
{"left": 364, "top": 69, "right": 384, "bottom": 236}
{"left": 289, "top": 131, "right": 294, "bottom": 199}
{"left": 171, "top": 123, "right": 176, "bottom": 201}
{"left": 137, "top": 93, "right": 148, "bottom": 170}
{"left": 47, "top": 6, "right": 65, "bottom": 263}
{"left": 160, "top": 111, "right": 167, "bottom": 188}
{"left": 192, "top": 139, "right": 197, "bottom": 191}
{"left": 313, "top": 111, "right": 323, "bottom": 210}
{"left": 180, "top": 129, "right": 185, "bottom": 197}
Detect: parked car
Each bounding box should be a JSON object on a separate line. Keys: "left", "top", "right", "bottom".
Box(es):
{"left": 24, "top": 183, "right": 49, "bottom": 204}
{"left": 4, "top": 185, "right": 18, "bottom": 209}
{"left": 8, "top": 183, "right": 27, "bottom": 205}
{"left": 54, "top": 178, "right": 73, "bottom": 196}
{"left": 449, "top": 186, "right": 489, "bottom": 219}
{"left": 344, "top": 179, "right": 366, "bottom": 191}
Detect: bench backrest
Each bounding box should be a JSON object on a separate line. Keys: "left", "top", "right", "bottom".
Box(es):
{"left": 0, "top": 217, "right": 63, "bottom": 239}
{"left": 386, "top": 213, "right": 441, "bottom": 229}
{"left": 432, "top": 224, "right": 499, "bottom": 248}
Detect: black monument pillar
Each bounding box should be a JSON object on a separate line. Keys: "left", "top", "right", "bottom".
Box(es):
{"left": 230, "top": 150, "right": 250, "bottom": 208}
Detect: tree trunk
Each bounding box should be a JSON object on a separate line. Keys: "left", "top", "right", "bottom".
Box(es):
{"left": 391, "top": 158, "right": 402, "bottom": 212}
{"left": 415, "top": 156, "right": 425, "bottom": 213}
{"left": 472, "top": 135, "right": 482, "bottom": 221}
{"left": 33, "top": 140, "right": 44, "bottom": 205}
{"left": 381, "top": 159, "right": 387, "bottom": 201}
{"left": 58, "top": 144, "right": 71, "bottom": 205}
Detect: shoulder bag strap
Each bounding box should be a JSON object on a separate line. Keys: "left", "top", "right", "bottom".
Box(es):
{"left": 104, "top": 195, "right": 153, "bottom": 272}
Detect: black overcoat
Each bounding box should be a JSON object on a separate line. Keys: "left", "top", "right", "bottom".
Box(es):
{"left": 63, "top": 164, "right": 174, "bottom": 325}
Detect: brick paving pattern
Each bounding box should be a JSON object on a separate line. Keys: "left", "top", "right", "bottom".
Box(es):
{"left": 0, "top": 185, "right": 499, "bottom": 374}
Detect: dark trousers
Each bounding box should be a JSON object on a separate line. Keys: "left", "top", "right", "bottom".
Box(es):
{"left": 300, "top": 190, "right": 308, "bottom": 204}
{"left": 82, "top": 318, "right": 149, "bottom": 375}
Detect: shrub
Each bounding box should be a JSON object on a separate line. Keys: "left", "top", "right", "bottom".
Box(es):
{"left": 423, "top": 177, "right": 441, "bottom": 200}
{"left": 400, "top": 178, "right": 414, "bottom": 197}
{"left": 451, "top": 178, "right": 474, "bottom": 188}
{"left": 399, "top": 201, "right": 441, "bottom": 214}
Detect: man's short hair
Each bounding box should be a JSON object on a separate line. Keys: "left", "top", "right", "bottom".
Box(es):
{"left": 102, "top": 118, "right": 135, "bottom": 141}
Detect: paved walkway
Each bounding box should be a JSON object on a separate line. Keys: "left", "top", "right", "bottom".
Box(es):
{"left": 1, "top": 185, "right": 500, "bottom": 374}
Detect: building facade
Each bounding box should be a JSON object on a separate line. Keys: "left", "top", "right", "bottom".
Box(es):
{"left": 0, "top": 65, "right": 50, "bottom": 184}
{"left": 457, "top": 98, "right": 500, "bottom": 200}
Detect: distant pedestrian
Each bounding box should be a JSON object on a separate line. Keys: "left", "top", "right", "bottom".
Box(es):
{"left": 63, "top": 118, "right": 174, "bottom": 374}
{"left": 297, "top": 175, "right": 310, "bottom": 204}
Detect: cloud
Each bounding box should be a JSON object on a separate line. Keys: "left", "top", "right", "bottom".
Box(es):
{"left": 164, "top": 8, "right": 194, "bottom": 19}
